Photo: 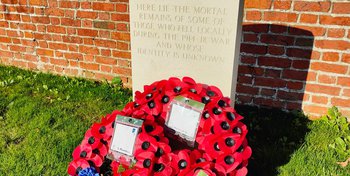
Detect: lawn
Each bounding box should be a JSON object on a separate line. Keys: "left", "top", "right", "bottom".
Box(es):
{"left": 0, "top": 65, "right": 349, "bottom": 175}
{"left": 0, "top": 66, "right": 131, "bottom": 175}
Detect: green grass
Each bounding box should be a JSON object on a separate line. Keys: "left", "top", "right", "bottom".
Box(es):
{"left": 0, "top": 65, "right": 349, "bottom": 175}
{"left": 0, "top": 66, "right": 131, "bottom": 175}
{"left": 237, "top": 106, "right": 350, "bottom": 176}
{"left": 278, "top": 109, "right": 350, "bottom": 176}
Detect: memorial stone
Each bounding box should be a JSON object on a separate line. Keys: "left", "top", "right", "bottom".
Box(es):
{"left": 130, "top": 0, "right": 244, "bottom": 100}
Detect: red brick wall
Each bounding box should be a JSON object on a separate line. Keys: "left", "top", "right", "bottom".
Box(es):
{"left": 0, "top": 0, "right": 349, "bottom": 117}
{"left": 239, "top": 0, "right": 350, "bottom": 117}
{"left": 0, "top": 0, "right": 132, "bottom": 84}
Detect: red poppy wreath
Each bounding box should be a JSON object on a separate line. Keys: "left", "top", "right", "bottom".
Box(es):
{"left": 68, "top": 77, "right": 252, "bottom": 176}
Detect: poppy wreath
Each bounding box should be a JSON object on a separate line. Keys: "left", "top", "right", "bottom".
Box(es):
{"left": 68, "top": 77, "right": 252, "bottom": 176}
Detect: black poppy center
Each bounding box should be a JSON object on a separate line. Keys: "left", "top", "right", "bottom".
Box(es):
{"left": 210, "top": 126, "right": 215, "bottom": 134}
{"left": 155, "top": 148, "right": 164, "bottom": 157}
{"left": 99, "top": 126, "right": 106, "bottom": 134}
{"left": 224, "top": 155, "right": 234, "bottom": 165}
{"left": 233, "top": 127, "right": 242, "bottom": 134}
{"left": 189, "top": 88, "right": 197, "bottom": 94}
{"left": 202, "top": 111, "right": 210, "bottom": 119}
{"left": 178, "top": 159, "right": 187, "bottom": 169}
{"left": 154, "top": 136, "right": 160, "bottom": 141}
{"left": 76, "top": 167, "right": 83, "bottom": 174}
{"left": 92, "top": 149, "right": 100, "bottom": 155}
{"left": 143, "top": 159, "right": 151, "bottom": 168}
{"left": 112, "top": 120, "right": 115, "bottom": 128}
{"left": 225, "top": 138, "right": 235, "bottom": 147}
{"left": 214, "top": 142, "right": 220, "bottom": 151}
{"left": 206, "top": 90, "right": 215, "bottom": 97}
{"left": 146, "top": 93, "right": 153, "bottom": 99}
{"left": 174, "top": 86, "right": 182, "bottom": 93}
{"left": 142, "top": 141, "right": 150, "bottom": 150}
{"left": 145, "top": 125, "right": 154, "bottom": 133}
{"left": 213, "top": 107, "right": 222, "bottom": 115}
{"left": 226, "top": 112, "right": 236, "bottom": 121}
{"left": 196, "top": 158, "right": 205, "bottom": 163}
{"left": 218, "top": 100, "right": 227, "bottom": 107}
{"left": 153, "top": 163, "right": 165, "bottom": 172}
{"left": 134, "top": 102, "right": 139, "bottom": 108}
{"left": 201, "top": 96, "right": 210, "bottom": 104}
{"left": 88, "top": 137, "right": 95, "bottom": 144}
{"left": 161, "top": 95, "right": 170, "bottom": 104}
{"left": 220, "top": 121, "right": 230, "bottom": 130}
{"left": 80, "top": 151, "right": 87, "bottom": 158}
{"left": 237, "top": 145, "right": 244, "bottom": 153}
{"left": 148, "top": 100, "right": 155, "bottom": 109}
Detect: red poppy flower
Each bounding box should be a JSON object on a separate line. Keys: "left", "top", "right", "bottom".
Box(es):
{"left": 236, "top": 139, "right": 252, "bottom": 161}
{"left": 72, "top": 144, "right": 104, "bottom": 167}
{"left": 235, "top": 166, "right": 248, "bottom": 176}
{"left": 67, "top": 158, "right": 90, "bottom": 176}
{"left": 72, "top": 145, "right": 93, "bottom": 160}
{"left": 217, "top": 133, "right": 242, "bottom": 154}
{"left": 153, "top": 154, "right": 174, "bottom": 176}
{"left": 170, "top": 150, "right": 192, "bottom": 174}
{"left": 101, "top": 110, "right": 124, "bottom": 124}
{"left": 164, "top": 77, "right": 190, "bottom": 97}
{"left": 92, "top": 143, "right": 108, "bottom": 159}
{"left": 156, "top": 135, "right": 169, "bottom": 144}
{"left": 140, "top": 95, "right": 163, "bottom": 116}
{"left": 216, "top": 153, "right": 242, "bottom": 174}
{"left": 232, "top": 122, "right": 248, "bottom": 140}
{"left": 197, "top": 114, "right": 215, "bottom": 138}
{"left": 134, "top": 133, "right": 158, "bottom": 156}
{"left": 225, "top": 111, "right": 244, "bottom": 127}
{"left": 189, "top": 149, "right": 204, "bottom": 164}
{"left": 181, "top": 77, "right": 203, "bottom": 101}
{"left": 211, "top": 163, "right": 227, "bottom": 176}
{"left": 81, "top": 129, "right": 102, "bottom": 149}
{"left": 134, "top": 151, "right": 155, "bottom": 175}
{"left": 91, "top": 122, "right": 114, "bottom": 141}
{"left": 212, "top": 120, "right": 233, "bottom": 134}
{"left": 142, "top": 121, "right": 163, "bottom": 136}
{"left": 198, "top": 85, "right": 222, "bottom": 106}
{"left": 228, "top": 160, "right": 248, "bottom": 176}
{"left": 89, "top": 153, "right": 104, "bottom": 167}
{"left": 201, "top": 134, "right": 225, "bottom": 158}
{"left": 204, "top": 102, "right": 226, "bottom": 122}
{"left": 122, "top": 102, "right": 137, "bottom": 115}
{"left": 155, "top": 142, "right": 171, "bottom": 158}
{"left": 135, "top": 82, "right": 161, "bottom": 105}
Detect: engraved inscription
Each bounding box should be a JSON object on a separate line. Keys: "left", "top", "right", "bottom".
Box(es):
{"left": 132, "top": 3, "right": 234, "bottom": 64}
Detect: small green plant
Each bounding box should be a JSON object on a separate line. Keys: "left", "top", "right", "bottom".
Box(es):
{"left": 325, "top": 107, "right": 350, "bottom": 161}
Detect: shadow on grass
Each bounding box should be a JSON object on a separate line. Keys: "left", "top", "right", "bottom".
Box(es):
{"left": 235, "top": 105, "right": 310, "bottom": 176}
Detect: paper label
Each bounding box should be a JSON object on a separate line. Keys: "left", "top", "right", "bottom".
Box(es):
{"left": 167, "top": 103, "right": 201, "bottom": 139}
{"left": 111, "top": 123, "right": 139, "bottom": 156}
{"left": 110, "top": 115, "right": 143, "bottom": 157}
{"left": 166, "top": 96, "right": 204, "bottom": 144}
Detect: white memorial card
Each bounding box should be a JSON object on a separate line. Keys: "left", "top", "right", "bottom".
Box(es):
{"left": 111, "top": 123, "right": 139, "bottom": 156}
{"left": 167, "top": 103, "right": 201, "bottom": 139}
{"left": 165, "top": 96, "right": 205, "bottom": 146}
{"left": 110, "top": 115, "right": 143, "bottom": 158}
